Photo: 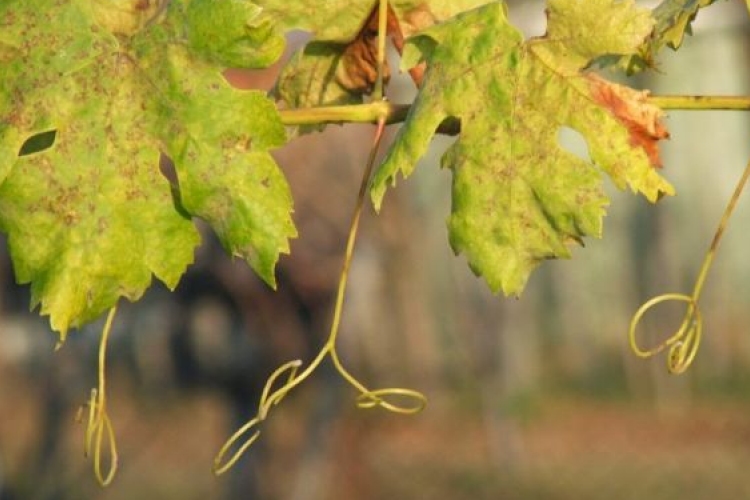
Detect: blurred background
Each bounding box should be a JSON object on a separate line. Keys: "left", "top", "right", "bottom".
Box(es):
{"left": 3, "top": 1, "right": 750, "bottom": 498}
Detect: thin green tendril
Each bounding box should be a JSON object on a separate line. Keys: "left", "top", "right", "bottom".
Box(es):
{"left": 213, "top": 3, "right": 426, "bottom": 473}
{"left": 213, "top": 112, "right": 427, "bottom": 475}
{"left": 212, "top": 360, "right": 301, "bottom": 475}
{"left": 82, "top": 305, "right": 119, "bottom": 486}
{"left": 629, "top": 158, "right": 750, "bottom": 373}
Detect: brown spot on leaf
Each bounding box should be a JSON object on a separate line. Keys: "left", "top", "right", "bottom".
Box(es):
{"left": 402, "top": 3, "right": 437, "bottom": 35}
{"left": 337, "top": 5, "right": 393, "bottom": 93}
{"left": 338, "top": 3, "right": 426, "bottom": 91}
{"left": 587, "top": 74, "right": 669, "bottom": 168}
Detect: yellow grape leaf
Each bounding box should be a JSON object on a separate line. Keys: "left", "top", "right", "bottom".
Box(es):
{"left": 371, "top": 0, "right": 674, "bottom": 295}
{"left": 0, "top": 0, "right": 295, "bottom": 337}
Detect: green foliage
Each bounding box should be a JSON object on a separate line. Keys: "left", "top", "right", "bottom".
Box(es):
{"left": 0, "top": 0, "right": 709, "bottom": 335}
{"left": 653, "top": 0, "right": 724, "bottom": 49}
{"left": 274, "top": 0, "right": 491, "bottom": 123}
{"left": 370, "top": 0, "right": 672, "bottom": 295}
{"left": 0, "top": 0, "right": 295, "bottom": 337}
{"left": 618, "top": 0, "right": 726, "bottom": 72}
{"left": 254, "top": 0, "right": 493, "bottom": 41}
{"left": 186, "top": 0, "right": 284, "bottom": 68}
{"left": 0, "top": 0, "right": 744, "bottom": 486}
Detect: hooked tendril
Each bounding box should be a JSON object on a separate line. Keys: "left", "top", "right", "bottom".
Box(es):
{"left": 629, "top": 158, "right": 750, "bottom": 372}
{"left": 82, "top": 305, "right": 119, "bottom": 486}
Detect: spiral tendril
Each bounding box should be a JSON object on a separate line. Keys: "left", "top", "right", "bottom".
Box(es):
{"left": 629, "top": 158, "right": 750, "bottom": 373}
{"left": 628, "top": 293, "right": 702, "bottom": 373}
{"left": 355, "top": 388, "right": 427, "bottom": 414}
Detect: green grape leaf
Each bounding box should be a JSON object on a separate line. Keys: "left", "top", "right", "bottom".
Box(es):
{"left": 614, "top": 0, "right": 725, "bottom": 73}
{"left": 0, "top": 0, "right": 295, "bottom": 338}
{"left": 274, "top": 0, "right": 492, "bottom": 116}
{"left": 371, "top": 0, "right": 674, "bottom": 295}
{"left": 653, "top": 0, "right": 724, "bottom": 49}
{"left": 185, "top": 0, "right": 285, "bottom": 68}
{"left": 157, "top": 42, "right": 294, "bottom": 284}
{"left": 257, "top": 0, "right": 493, "bottom": 42}
{"left": 89, "top": 0, "right": 170, "bottom": 36}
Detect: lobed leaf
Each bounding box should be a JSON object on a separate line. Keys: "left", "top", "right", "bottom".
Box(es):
{"left": 613, "top": 0, "right": 726, "bottom": 73}
{"left": 0, "top": 53, "right": 199, "bottom": 337}
{"left": 371, "top": 0, "right": 673, "bottom": 295}
{"left": 0, "top": 0, "right": 295, "bottom": 337}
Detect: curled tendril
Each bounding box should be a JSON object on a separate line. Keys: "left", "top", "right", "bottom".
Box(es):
{"left": 355, "top": 388, "right": 427, "bottom": 414}
{"left": 213, "top": 10, "right": 427, "bottom": 472}
{"left": 82, "top": 306, "right": 119, "bottom": 486}
{"left": 213, "top": 347, "right": 428, "bottom": 476}
{"left": 328, "top": 349, "right": 427, "bottom": 414}
{"left": 628, "top": 293, "right": 702, "bottom": 374}
{"left": 212, "top": 343, "right": 427, "bottom": 476}
{"left": 257, "top": 360, "right": 303, "bottom": 417}
{"left": 213, "top": 360, "right": 301, "bottom": 475}
{"left": 629, "top": 158, "right": 750, "bottom": 373}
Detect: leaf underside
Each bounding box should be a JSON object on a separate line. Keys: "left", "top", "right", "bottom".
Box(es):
{"left": 371, "top": 0, "right": 674, "bottom": 295}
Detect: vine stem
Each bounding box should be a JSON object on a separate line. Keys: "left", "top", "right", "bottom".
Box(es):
{"left": 649, "top": 95, "right": 750, "bottom": 110}
{"left": 277, "top": 95, "right": 750, "bottom": 129}
{"left": 278, "top": 101, "right": 406, "bottom": 126}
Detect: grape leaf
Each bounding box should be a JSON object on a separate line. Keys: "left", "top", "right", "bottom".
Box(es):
{"left": 274, "top": 0, "right": 491, "bottom": 115}
{"left": 614, "top": 0, "right": 725, "bottom": 73}
{"left": 0, "top": 0, "right": 295, "bottom": 338}
{"left": 652, "top": 0, "right": 724, "bottom": 49}
{"left": 371, "top": 0, "right": 674, "bottom": 295}
{"left": 185, "top": 0, "right": 285, "bottom": 68}
{"left": 257, "top": 0, "right": 493, "bottom": 42}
